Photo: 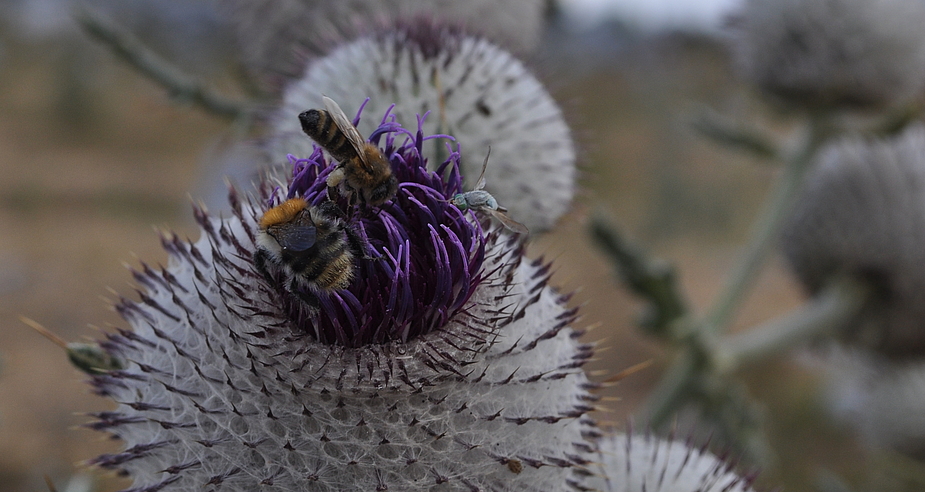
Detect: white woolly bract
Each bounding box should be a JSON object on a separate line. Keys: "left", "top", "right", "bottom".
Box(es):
{"left": 730, "top": 0, "right": 925, "bottom": 109}
{"left": 585, "top": 433, "right": 756, "bottom": 492}
{"left": 266, "top": 31, "right": 576, "bottom": 233}
{"left": 217, "top": 0, "right": 546, "bottom": 80}
{"left": 815, "top": 348, "right": 925, "bottom": 455}
{"left": 93, "top": 201, "right": 597, "bottom": 491}
{"left": 782, "top": 124, "right": 925, "bottom": 358}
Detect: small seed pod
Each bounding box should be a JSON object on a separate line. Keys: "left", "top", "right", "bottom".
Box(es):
{"left": 729, "top": 0, "right": 925, "bottom": 110}
{"left": 217, "top": 0, "right": 547, "bottom": 82}
{"left": 264, "top": 20, "right": 577, "bottom": 233}
{"left": 782, "top": 124, "right": 925, "bottom": 358}
{"left": 87, "top": 109, "right": 599, "bottom": 491}
{"left": 585, "top": 431, "right": 759, "bottom": 492}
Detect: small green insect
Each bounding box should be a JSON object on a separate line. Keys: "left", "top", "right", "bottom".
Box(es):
{"left": 449, "top": 148, "right": 528, "bottom": 235}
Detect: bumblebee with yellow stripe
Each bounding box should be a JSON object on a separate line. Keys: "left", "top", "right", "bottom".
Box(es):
{"left": 254, "top": 198, "right": 365, "bottom": 312}
{"left": 299, "top": 97, "right": 398, "bottom": 207}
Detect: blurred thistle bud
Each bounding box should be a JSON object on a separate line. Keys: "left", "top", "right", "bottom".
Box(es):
{"left": 782, "top": 124, "right": 925, "bottom": 359}
{"left": 729, "top": 0, "right": 925, "bottom": 111}
{"left": 586, "top": 431, "right": 758, "bottom": 492}
{"left": 87, "top": 107, "right": 599, "bottom": 491}
{"left": 817, "top": 348, "right": 925, "bottom": 456}
{"left": 264, "top": 20, "right": 577, "bottom": 233}
{"left": 217, "top": 0, "right": 547, "bottom": 82}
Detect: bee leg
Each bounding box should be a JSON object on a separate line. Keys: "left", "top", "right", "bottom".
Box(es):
{"left": 345, "top": 224, "right": 382, "bottom": 261}
{"left": 348, "top": 190, "right": 358, "bottom": 210}
{"left": 326, "top": 185, "right": 339, "bottom": 203}
{"left": 288, "top": 278, "right": 322, "bottom": 314}
{"left": 253, "top": 249, "right": 274, "bottom": 283}
{"left": 317, "top": 200, "right": 347, "bottom": 220}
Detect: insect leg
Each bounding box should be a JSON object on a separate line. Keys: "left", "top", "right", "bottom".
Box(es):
{"left": 253, "top": 249, "right": 275, "bottom": 283}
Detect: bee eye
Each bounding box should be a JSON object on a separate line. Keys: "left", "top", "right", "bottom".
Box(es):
{"left": 278, "top": 225, "right": 318, "bottom": 252}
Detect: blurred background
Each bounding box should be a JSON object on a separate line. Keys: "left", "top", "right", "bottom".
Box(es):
{"left": 0, "top": 0, "right": 878, "bottom": 491}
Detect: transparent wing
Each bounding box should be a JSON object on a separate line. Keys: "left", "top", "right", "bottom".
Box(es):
{"left": 488, "top": 209, "right": 529, "bottom": 235}
{"left": 323, "top": 96, "right": 369, "bottom": 162}
{"left": 474, "top": 147, "right": 490, "bottom": 190}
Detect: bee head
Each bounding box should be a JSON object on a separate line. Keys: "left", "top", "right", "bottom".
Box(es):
{"left": 257, "top": 198, "right": 319, "bottom": 256}
{"left": 259, "top": 198, "right": 308, "bottom": 229}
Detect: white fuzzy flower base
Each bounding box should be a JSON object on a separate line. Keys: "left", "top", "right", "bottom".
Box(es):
{"left": 93, "top": 199, "right": 598, "bottom": 491}
{"left": 586, "top": 433, "right": 757, "bottom": 492}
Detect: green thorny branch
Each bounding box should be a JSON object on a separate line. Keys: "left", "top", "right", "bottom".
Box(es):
{"left": 592, "top": 112, "right": 876, "bottom": 466}
{"left": 76, "top": 8, "right": 255, "bottom": 124}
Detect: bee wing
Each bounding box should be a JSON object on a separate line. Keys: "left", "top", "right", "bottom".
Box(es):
{"left": 487, "top": 209, "right": 529, "bottom": 235}
{"left": 323, "top": 96, "right": 370, "bottom": 163}
{"left": 279, "top": 225, "right": 318, "bottom": 252}
{"left": 474, "top": 147, "right": 490, "bottom": 191}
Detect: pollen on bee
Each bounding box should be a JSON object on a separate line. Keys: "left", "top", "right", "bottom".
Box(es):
{"left": 260, "top": 198, "right": 308, "bottom": 229}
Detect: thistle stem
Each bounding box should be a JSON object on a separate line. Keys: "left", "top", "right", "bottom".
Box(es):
{"left": 641, "top": 348, "right": 699, "bottom": 428}
{"left": 690, "top": 108, "right": 779, "bottom": 160}
{"left": 642, "top": 113, "right": 834, "bottom": 434}
{"left": 590, "top": 216, "right": 688, "bottom": 336}
{"left": 715, "top": 277, "right": 870, "bottom": 371}
{"left": 702, "top": 115, "right": 829, "bottom": 335}
{"left": 76, "top": 9, "right": 251, "bottom": 121}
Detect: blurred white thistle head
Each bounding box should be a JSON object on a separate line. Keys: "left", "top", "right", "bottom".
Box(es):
{"left": 87, "top": 109, "right": 600, "bottom": 491}
{"left": 729, "top": 0, "right": 925, "bottom": 110}
{"left": 217, "top": 0, "right": 547, "bottom": 83}
{"left": 586, "top": 431, "right": 758, "bottom": 492}
{"left": 264, "top": 20, "right": 577, "bottom": 233}
{"left": 782, "top": 124, "right": 925, "bottom": 359}
{"left": 815, "top": 348, "right": 925, "bottom": 456}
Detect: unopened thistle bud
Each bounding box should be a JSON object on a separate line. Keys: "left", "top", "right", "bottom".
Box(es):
{"left": 265, "top": 21, "right": 577, "bottom": 233}
{"left": 729, "top": 0, "right": 925, "bottom": 110}
{"left": 586, "top": 431, "right": 758, "bottom": 492}
{"left": 87, "top": 106, "right": 598, "bottom": 491}
{"left": 782, "top": 124, "right": 925, "bottom": 359}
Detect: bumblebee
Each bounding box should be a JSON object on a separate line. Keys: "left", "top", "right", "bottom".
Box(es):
{"left": 299, "top": 96, "right": 398, "bottom": 207}
{"left": 449, "top": 149, "right": 529, "bottom": 235}
{"left": 254, "top": 198, "right": 366, "bottom": 312}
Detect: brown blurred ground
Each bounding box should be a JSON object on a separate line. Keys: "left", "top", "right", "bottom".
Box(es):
{"left": 0, "top": 28, "right": 876, "bottom": 492}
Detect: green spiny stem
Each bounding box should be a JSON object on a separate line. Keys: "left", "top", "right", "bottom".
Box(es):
{"left": 689, "top": 108, "right": 780, "bottom": 160}
{"left": 713, "top": 277, "right": 870, "bottom": 373}
{"left": 76, "top": 9, "right": 251, "bottom": 121}
{"left": 640, "top": 347, "right": 700, "bottom": 429}
{"left": 642, "top": 113, "right": 835, "bottom": 436}
{"left": 702, "top": 114, "right": 831, "bottom": 335}
{"left": 590, "top": 216, "right": 688, "bottom": 336}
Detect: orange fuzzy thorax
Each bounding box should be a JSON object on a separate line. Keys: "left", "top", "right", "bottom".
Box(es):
{"left": 259, "top": 198, "right": 307, "bottom": 229}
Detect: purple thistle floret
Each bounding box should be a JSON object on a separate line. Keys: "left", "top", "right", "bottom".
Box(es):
{"left": 256, "top": 107, "right": 486, "bottom": 347}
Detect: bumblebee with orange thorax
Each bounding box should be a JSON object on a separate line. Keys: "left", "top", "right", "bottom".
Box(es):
{"left": 299, "top": 97, "right": 398, "bottom": 207}
{"left": 254, "top": 198, "right": 366, "bottom": 312}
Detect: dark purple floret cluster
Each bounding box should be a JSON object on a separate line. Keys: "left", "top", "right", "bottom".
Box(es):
{"left": 258, "top": 107, "right": 487, "bottom": 347}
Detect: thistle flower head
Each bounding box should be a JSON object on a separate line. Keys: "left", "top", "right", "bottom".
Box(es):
{"left": 88, "top": 105, "right": 598, "bottom": 491}
{"left": 218, "top": 0, "right": 547, "bottom": 82}
{"left": 729, "top": 0, "right": 925, "bottom": 110}
{"left": 782, "top": 124, "right": 925, "bottom": 358}
{"left": 586, "top": 431, "right": 758, "bottom": 492}
{"left": 259, "top": 107, "right": 485, "bottom": 346}
{"left": 265, "top": 20, "right": 576, "bottom": 233}
{"left": 817, "top": 348, "right": 925, "bottom": 456}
